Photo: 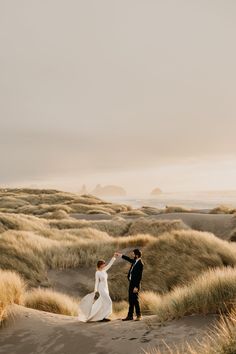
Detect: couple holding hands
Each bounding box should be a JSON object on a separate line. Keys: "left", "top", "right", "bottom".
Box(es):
{"left": 78, "top": 249, "right": 144, "bottom": 322}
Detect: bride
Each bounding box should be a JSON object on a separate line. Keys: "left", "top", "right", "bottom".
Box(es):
{"left": 78, "top": 253, "right": 117, "bottom": 322}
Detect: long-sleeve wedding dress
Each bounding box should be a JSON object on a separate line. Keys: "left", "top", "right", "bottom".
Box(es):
{"left": 78, "top": 257, "right": 116, "bottom": 322}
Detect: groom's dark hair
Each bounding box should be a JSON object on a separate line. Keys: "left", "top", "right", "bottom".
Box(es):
{"left": 133, "top": 249, "right": 142, "bottom": 258}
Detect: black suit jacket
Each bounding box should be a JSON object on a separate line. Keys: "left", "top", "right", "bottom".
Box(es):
{"left": 122, "top": 255, "right": 144, "bottom": 289}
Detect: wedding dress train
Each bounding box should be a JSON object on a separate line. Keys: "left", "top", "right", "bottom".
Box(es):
{"left": 78, "top": 257, "right": 116, "bottom": 322}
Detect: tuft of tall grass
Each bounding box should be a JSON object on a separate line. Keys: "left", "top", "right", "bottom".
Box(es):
{"left": 140, "top": 206, "right": 162, "bottom": 215}
{"left": 210, "top": 205, "right": 236, "bottom": 215}
{"left": 24, "top": 288, "right": 79, "bottom": 316}
{"left": 112, "top": 300, "right": 129, "bottom": 319}
{"left": 0, "top": 270, "right": 25, "bottom": 322}
{"left": 0, "top": 231, "right": 50, "bottom": 285}
{"left": 120, "top": 210, "right": 147, "bottom": 217}
{"left": 164, "top": 206, "right": 191, "bottom": 213}
{"left": 141, "top": 268, "right": 236, "bottom": 322}
{"left": 187, "top": 308, "right": 236, "bottom": 354}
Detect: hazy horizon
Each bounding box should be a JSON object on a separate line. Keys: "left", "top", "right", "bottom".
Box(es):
{"left": 1, "top": 0, "right": 236, "bottom": 194}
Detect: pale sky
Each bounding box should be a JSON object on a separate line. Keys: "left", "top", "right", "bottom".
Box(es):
{"left": 0, "top": 0, "right": 236, "bottom": 194}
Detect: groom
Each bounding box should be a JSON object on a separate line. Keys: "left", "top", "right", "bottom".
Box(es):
{"left": 115, "top": 249, "right": 143, "bottom": 321}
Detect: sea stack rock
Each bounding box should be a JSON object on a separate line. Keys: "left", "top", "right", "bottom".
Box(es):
{"left": 79, "top": 184, "right": 88, "bottom": 195}
{"left": 151, "top": 187, "right": 162, "bottom": 196}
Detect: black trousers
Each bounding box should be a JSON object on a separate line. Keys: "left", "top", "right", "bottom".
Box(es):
{"left": 128, "top": 284, "right": 141, "bottom": 318}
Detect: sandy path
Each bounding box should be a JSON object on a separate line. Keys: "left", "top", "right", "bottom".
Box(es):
{"left": 0, "top": 306, "right": 217, "bottom": 354}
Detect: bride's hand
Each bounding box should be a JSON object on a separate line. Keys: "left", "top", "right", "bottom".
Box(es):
{"left": 114, "top": 252, "right": 122, "bottom": 258}
{"left": 94, "top": 291, "right": 100, "bottom": 300}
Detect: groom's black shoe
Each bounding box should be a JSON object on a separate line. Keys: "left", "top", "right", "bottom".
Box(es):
{"left": 99, "top": 318, "right": 111, "bottom": 322}
{"left": 122, "top": 317, "right": 133, "bottom": 321}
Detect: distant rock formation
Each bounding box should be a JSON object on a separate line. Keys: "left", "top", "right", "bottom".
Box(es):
{"left": 79, "top": 184, "right": 88, "bottom": 195}
{"left": 151, "top": 187, "right": 162, "bottom": 196}
{"left": 92, "top": 184, "right": 127, "bottom": 197}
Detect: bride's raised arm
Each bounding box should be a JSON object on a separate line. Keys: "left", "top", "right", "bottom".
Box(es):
{"left": 103, "top": 256, "right": 116, "bottom": 272}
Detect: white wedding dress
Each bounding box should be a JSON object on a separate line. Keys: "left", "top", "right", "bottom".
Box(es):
{"left": 78, "top": 257, "right": 116, "bottom": 322}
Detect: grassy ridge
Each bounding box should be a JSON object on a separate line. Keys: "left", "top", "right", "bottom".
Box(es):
{"left": 2, "top": 188, "right": 236, "bottom": 353}
{"left": 0, "top": 189, "right": 130, "bottom": 218}
{"left": 109, "top": 230, "right": 236, "bottom": 300}
{"left": 0, "top": 207, "right": 187, "bottom": 286}
{"left": 1, "top": 190, "right": 236, "bottom": 302}
{"left": 210, "top": 205, "right": 236, "bottom": 215}
{"left": 2, "top": 212, "right": 233, "bottom": 297}
{"left": 141, "top": 267, "right": 236, "bottom": 321}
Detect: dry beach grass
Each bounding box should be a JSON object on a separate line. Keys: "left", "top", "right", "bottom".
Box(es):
{"left": 0, "top": 270, "right": 25, "bottom": 323}
{"left": 109, "top": 229, "right": 236, "bottom": 300}
{"left": 24, "top": 288, "right": 79, "bottom": 316}
{"left": 141, "top": 267, "right": 236, "bottom": 322}
{"left": 1, "top": 188, "right": 236, "bottom": 353}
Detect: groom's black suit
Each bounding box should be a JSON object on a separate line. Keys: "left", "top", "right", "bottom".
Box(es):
{"left": 122, "top": 255, "right": 143, "bottom": 318}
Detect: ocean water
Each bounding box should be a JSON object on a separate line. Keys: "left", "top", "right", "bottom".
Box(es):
{"left": 106, "top": 191, "right": 236, "bottom": 210}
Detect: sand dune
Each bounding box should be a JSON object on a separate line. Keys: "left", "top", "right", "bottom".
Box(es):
{"left": 48, "top": 267, "right": 94, "bottom": 299}
{"left": 71, "top": 212, "right": 235, "bottom": 240}
{"left": 152, "top": 213, "right": 235, "bottom": 239}
{"left": 0, "top": 306, "right": 217, "bottom": 354}
{"left": 1, "top": 189, "right": 236, "bottom": 353}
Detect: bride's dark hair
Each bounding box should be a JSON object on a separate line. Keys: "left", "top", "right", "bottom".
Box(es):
{"left": 97, "top": 260, "right": 105, "bottom": 269}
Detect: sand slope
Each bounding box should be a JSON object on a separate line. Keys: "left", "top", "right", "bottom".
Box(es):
{"left": 48, "top": 267, "right": 94, "bottom": 298}
{"left": 0, "top": 306, "right": 217, "bottom": 354}
{"left": 71, "top": 212, "right": 235, "bottom": 239}
{"left": 153, "top": 213, "right": 235, "bottom": 239}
